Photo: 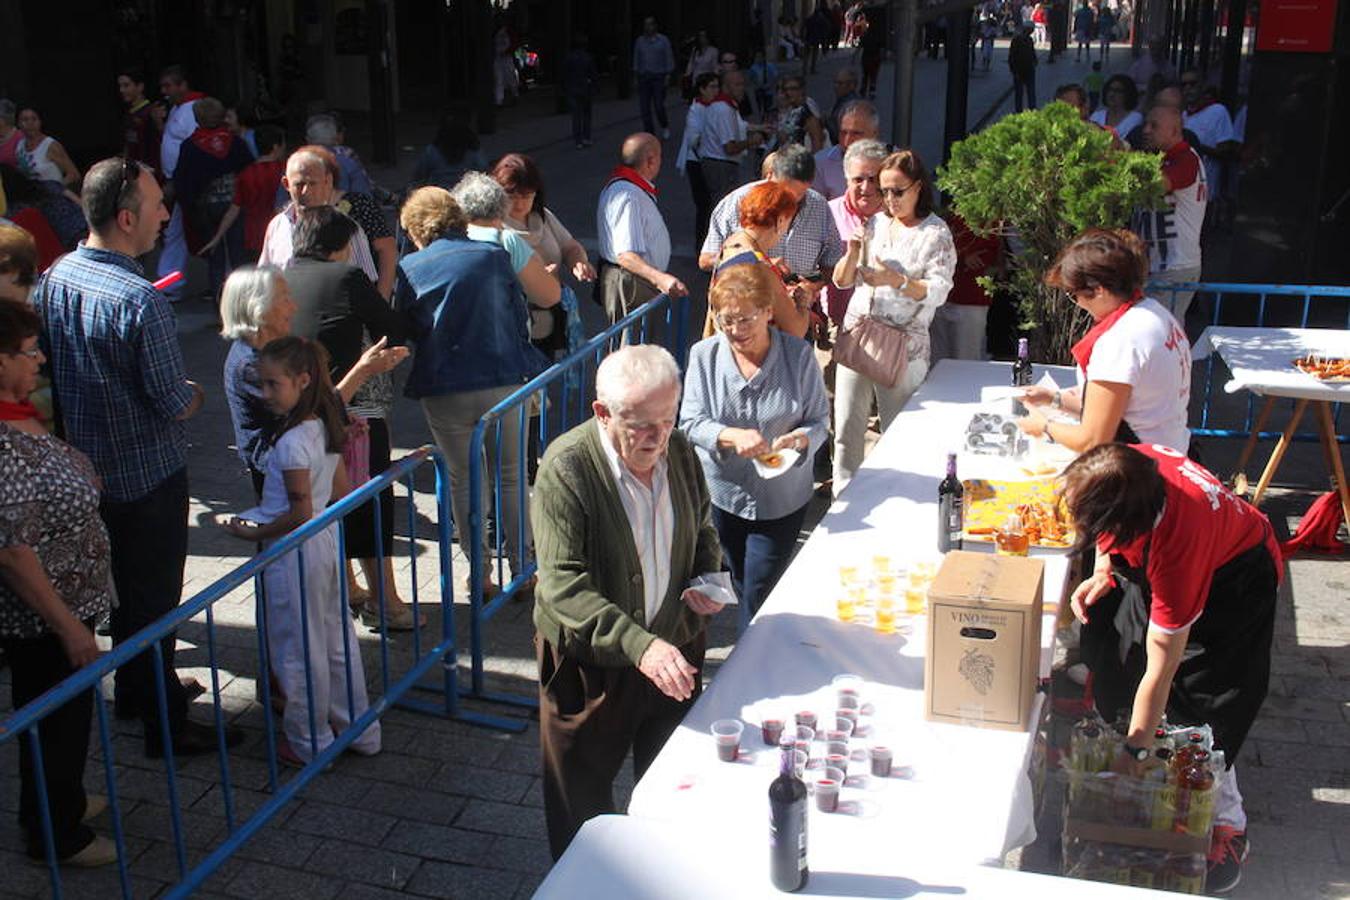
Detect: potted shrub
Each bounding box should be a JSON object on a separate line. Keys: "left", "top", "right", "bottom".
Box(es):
{"left": 937, "top": 102, "right": 1166, "bottom": 363}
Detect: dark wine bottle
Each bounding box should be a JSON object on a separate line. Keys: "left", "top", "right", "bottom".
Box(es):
{"left": 938, "top": 452, "right": 963, "bottom": 553}
{"left": 1011, "top": 337, "right": 1033, "bottom": 417}
{"left": 769, "top": 741, "right": 809, "bottom": 892}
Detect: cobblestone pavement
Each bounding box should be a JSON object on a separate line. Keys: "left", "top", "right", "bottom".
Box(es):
{"left": 3, "top": 43, "right": 1348, "bottom": 900}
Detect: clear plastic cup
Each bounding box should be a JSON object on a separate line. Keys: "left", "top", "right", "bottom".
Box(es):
{"left": 832, "top": 674, "right": 863, "bottom": 702}
{"left": 870, "top": 745, "right": 894, "bottom": 777}
{"left": 795, "top": 711, "right": 818, "bottom": 733}
{"left": 831, "top": 717, "right": 855, "bottom": 738}
{"left": 710, "top": 719, "right": 743, "bottom": 762}
{"left": 761, "top": 717, "right": 784, "bottom": 746}
{"left": 815, "top": 777, "right": 840, "bottom": 812}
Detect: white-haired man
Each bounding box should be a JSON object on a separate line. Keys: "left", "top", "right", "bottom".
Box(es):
{"left": 258, "top": 144, "right": 396, "bottom": 297}
{"left": 812, "top": 99, "right": 881, "bottom": 200}
{"left": 532, "top": 344, "right": 730, "bottom": 859}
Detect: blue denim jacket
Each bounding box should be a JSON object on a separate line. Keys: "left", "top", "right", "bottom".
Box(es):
{"left": 396, "top": 235, "right": 548, "bottom": 398}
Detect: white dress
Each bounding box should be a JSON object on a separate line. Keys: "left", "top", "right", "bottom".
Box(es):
{"left": 244, "top": 419, "right": 380, "bottom": 763}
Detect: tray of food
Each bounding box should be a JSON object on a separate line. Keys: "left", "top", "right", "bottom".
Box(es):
{"left": 1294, "top": 355, "right": 1350, "bottom": 382}
{"left": 961, "top": 478, "right": 1074, "bottom": 548}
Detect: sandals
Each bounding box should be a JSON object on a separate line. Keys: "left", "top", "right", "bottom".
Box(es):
{"left": 359, "top": 602, "right": 426, "bottom": 632}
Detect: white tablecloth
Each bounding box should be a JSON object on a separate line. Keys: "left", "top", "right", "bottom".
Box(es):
{"left": 1194, "top": 326, "right": 1350, "bottom": 403}
{"left": 535, "top": 815, "right": 1179, "bottom": 899}
{"left": 627, "top": 360, "right": 1077, "bottom": 869}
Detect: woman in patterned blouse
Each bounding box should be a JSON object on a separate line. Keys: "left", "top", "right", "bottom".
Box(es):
{"left": 0, "top": 299, "right": 117, "bottom": 867}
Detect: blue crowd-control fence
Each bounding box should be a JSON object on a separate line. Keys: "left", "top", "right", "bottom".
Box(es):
{"left": 0, "top": 445, "right": 507, "bottom": 899}
{"left": 462, "top": 292, "right": 691, "bottom": 711}
{"left": 1149, "top": 280, "right": 1350, "bottom": 446}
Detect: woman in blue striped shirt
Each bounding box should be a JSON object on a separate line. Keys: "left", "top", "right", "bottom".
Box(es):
{"left": 680, "top": 263, "right": 830, "bottom": 618}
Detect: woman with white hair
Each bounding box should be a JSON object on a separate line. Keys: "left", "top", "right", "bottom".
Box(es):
{"left": 450, "top": 171, "right": 561, "bottom": 309}
{"left": 219, "top": 266, "right": 407, "bottom": 495}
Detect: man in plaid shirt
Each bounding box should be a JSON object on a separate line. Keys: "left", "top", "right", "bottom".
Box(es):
{"left": 34, "top": 158, "right": 242, "bottom": 758}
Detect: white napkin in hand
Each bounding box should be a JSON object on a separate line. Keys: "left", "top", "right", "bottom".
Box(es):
{"left": 685, "top": 572, "right": 738, "bottom": 606}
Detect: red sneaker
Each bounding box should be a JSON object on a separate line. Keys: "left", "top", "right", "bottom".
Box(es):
{"left": 1206, "top": 825, "right": 1249, "bottom": 894}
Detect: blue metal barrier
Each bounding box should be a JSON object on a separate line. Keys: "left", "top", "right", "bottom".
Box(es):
{"left": 1149, "top": 280, "right": 1350, "bottom": 444}
{"left": 462, "top": 292, "right": 691, "bottom": 710}
{"left": 0, "top": 445, "right": 505, "bottom": 898}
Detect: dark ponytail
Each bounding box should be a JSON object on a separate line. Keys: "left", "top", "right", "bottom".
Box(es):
{"left": 257, "top": 336, "right": 348, "bottom": 454}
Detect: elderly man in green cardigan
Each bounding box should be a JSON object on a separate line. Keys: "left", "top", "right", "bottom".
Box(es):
{"left": 532, "top": 344, "right": 733, "bottom": 859}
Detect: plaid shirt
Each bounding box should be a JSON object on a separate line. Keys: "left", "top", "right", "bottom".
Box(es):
{"left": 700, "top": 179, "right": 843, "bottom": 276}
{"left": 34, "top": 244, "right": 194, "bottom": 502}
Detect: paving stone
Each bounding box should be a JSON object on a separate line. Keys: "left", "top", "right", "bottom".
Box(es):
{"left": 128, "top": 841, "right": 246, "bottom": 892}
{"left": 483, "top": 835, "right": 554, "bottom": 876}
{"left": 336, "top": 885, "right": 415, "bottom": 900}
{"left": 432, "top": 763, "right": 532, "bottom": 804}
{"left": 284, "top": 801, "right": 397, "bottom": 847}
{"left": 402, "top": 732, "right": 508, "bottom": 767}
{"left": 402, "top": 861, "right": 521, "bottom": 899}
{"left": 1302, "top": 719, "right": 1350, "bottom": 748}
{"left": 1250, "top": 824, "right": 1341, "bottom": 863}
{"left": 224, "top": 860, "right": 345, "bottom": 900}
{"left": 304, "top": 838, "right": 421, "bottom": 890}
{"left": 356, "top": 781, "right": 466, "bottom": 826}
{"left": 491, "top": 745, "right": 540, "bottom": 776}
{"left": 1279, "top": 861, "right": 1350, "bottom": 899}
{"left": 106, "top": 765, "right": 216, "bottom": 808}
{"left": 381, "top": 820, "right": 495, "bottom": 864}
{"left": 296, "top": 770, "right": 378, "bottom": 806}
{"left": 338, "top": 751, "right": 442, "bottom": 788}
{"left": 520, "top": 778, "right": 544, "bottom": 809}
{"left": 228, "top": 821, "right": 323, "bottom": 867}
{"left": 1258, "top": 693, "right": 1347, "bottom": 724}
{"left": 121, "top": 801, "right": 228, "bottom": 850}
{"left": 1253, "top": 739, "right": 1350, "bottom": 772}
{"left": 454, "top": 799, "right": 546, "bottom": 840}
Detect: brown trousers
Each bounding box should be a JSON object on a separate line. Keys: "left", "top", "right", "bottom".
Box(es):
{"left": 537, "top": 631, "right": 705, "bottom": 860}
{"left": 596, "top": 261, "right": 660, "bottom": 326}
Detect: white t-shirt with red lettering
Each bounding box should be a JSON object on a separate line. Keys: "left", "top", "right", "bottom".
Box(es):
{"left": 1077, "top": 297, "right": 1192, "bottom": 452}
{"left": 1100, "top": 445, "right": 1280, "bottom": 633}
{"left": 1133, "top": 140, "right": 1206, "bottom": 273}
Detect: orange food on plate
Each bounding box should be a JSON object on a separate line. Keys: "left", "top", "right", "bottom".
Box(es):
{"left": 758, "top": 452, "right": 784, "bottom": 468}
{"left": 1294, "top": 355, "right": 1350, "bottom": 381}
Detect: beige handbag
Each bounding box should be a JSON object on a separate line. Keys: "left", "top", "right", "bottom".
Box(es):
{"left": 831, "top": 229, "right": 912, "bottom": 388}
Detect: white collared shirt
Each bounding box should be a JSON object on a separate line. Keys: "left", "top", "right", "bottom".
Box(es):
{"left": 699, "top": 100, "right": 748, "bottom": 164}
{"left": 596, "top": 178, "right": 671, "bottom": 271}
{"left": 258, "top": 204, "right": 378, "bottom": 282}
{"left": 596, "top": 420, "right": 674, "bottom": 625}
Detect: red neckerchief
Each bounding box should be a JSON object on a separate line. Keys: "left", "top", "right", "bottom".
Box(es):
{"left": 178, "top": 90, "right": 206, "bottom": 106}
{"left": 696, "top": 92, "right": 740, "bottom": 111}
{"left": 607, "top": 166, "right": 658, "bottom": 198}
{"left": 189, "top": 126, "right": 234, "bottom": 159}
{"left": 0, "top": 399, "right": 40, "bottom": 421}
{"left": 1186, "top": 98, "right": 1218, "bottom": 115}
{"left": 1070, "top": 295, "right": 1140, "bottom": 374}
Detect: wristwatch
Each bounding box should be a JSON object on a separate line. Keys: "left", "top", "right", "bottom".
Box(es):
{"left": 1051, "top": 389, "right": 1063, "bottom": 410}
{"left": 1124, "top": 742, "right": 1151, "bottom": 762}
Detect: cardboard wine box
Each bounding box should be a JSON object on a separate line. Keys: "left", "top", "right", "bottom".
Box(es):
{"left": 924, "top": 551, "right": 1045, "bottom": 731}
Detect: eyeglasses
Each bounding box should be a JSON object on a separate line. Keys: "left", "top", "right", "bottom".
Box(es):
{"left": 880, "top": 183, "right": 918, "bottom": 198}
{"left": 715, "top": 310, "right": 764, "bottom": 331}
{"left": 8, "top": 346, "right": 41, "bottom": 359}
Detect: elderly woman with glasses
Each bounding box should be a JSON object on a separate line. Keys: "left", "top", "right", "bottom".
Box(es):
{"left": 680, "top": 263, "right": 829, "bottom": 620}
{"left": 1015, "top": 228, "right": 1192, "bottom": 454}
{"left": 0, "top": 299, "right": 117, "bottom": 867}
{"left": 1089, "top": 74, "right": 1142, "bottom": 138}
{"left": 831, "top": 149, "right": 955, "bottom": 495}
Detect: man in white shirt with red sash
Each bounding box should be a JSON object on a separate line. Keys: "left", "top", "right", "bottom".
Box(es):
{"left": 1133, "top": 105, "right": 1206, "bottom": 323}
{"left": 595, "top": 133, "right": 687, "bottom": 325}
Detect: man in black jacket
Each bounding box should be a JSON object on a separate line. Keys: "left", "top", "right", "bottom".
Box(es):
{"left": 1009, "top": 26, "right": 1039, "bottom": 112}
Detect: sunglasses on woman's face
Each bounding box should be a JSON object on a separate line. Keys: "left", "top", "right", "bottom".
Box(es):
{"left": 880, "top": 183, "right": 917, "bottom": 199}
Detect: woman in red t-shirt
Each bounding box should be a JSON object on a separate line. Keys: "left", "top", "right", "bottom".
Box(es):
{"left": 1062, "top": 442, "right": 1281, "bottom": 893}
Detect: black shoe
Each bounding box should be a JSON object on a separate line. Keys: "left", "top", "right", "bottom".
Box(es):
{"left": 145, "top": 719, "right": 245, "bottom": 759}
{"left": 116, "top": 678, "right": 207, "bottom": 720}
{"left": 1205, "top": 826, "right": 1249, "bottom": 894}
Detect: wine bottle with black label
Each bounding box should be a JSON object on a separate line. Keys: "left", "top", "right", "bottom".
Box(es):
{"left": 938, "top": 452, "right": 963, "bottom": 553}
{"left": 1011, "top": 337, "right": 1033, "bottom": 417}
{"left": 769, "top": 741, "right": 809, "bottom": 892}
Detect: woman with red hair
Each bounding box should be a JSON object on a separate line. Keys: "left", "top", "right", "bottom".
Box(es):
{"left": 703, "top": 181, "right": 809, "bottom": 338}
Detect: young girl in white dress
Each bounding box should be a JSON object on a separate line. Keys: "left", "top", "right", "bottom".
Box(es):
{"left": 223, "top": 336, "right": 381, "bottom": 766}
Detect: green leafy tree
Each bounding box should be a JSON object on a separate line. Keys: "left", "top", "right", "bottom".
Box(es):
{"left": 937, "top": 102, "right": 1166, "bottom": 363}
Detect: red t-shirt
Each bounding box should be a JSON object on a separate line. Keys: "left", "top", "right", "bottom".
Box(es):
{"left": 945, "top": 213, "right": 1002, "bottom": 307}
{"left": 1099, "top": 444, "right": 1280, "bottom": 633}
{"left": 232, "top": 159, "right": 285, "bottom": 253}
